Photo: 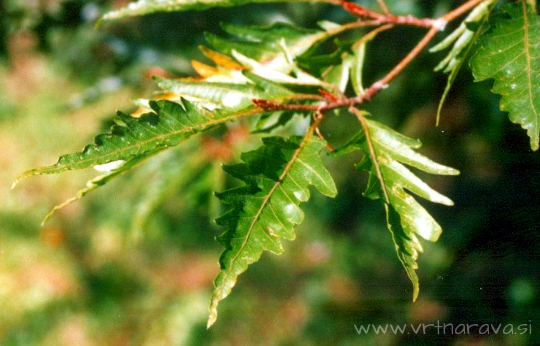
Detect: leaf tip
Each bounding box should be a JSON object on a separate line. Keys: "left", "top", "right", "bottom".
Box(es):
{"left": 530, "top": 139, "right": 539, "bottom": 152}
{"left": 11, "top": 169, "right": 37, "bottom": 190}
{"left": 448, "top": 168, "right": 460, "bottom": 176}
{"left": 412, "top": 284, "right": 419, "bottom": 302}
{"left": 207, "top": 299, "right": 218, "bottom": 329}
{"left": 41, "top": 209, "right": 56, "bottom": 227}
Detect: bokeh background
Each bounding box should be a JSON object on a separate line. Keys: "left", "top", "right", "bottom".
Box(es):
{"left": 0, "top": 0, "right": 538, "bottom": 345}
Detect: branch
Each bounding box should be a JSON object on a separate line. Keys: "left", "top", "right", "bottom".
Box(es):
{"left": 341, "top": 1, "right": 442, "bottom": 28}
{"left": 254, "top": 0, "right": 488, "bottom": 114}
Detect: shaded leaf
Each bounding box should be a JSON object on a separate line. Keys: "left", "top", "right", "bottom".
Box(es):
{"left": 469, "top": 1, "right": 540, "bottom": 150}
{"left": 204, "top": 22, "right": 359, "bottom": 79}
{"left": 430, "top": 0, "right": 496, "bottom": 124}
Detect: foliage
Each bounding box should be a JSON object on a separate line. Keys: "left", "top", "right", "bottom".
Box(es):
{"left": 11, "top": 0, "right": 539, "bottom": 329}
{"left": 210, "top": 135, "right": 337, "bottom": 326}
{"left": 333, "top": 116, "right": 459, "bottom": 300}
{"left": 470, "top": 1, "right": 540, "bottom": 150}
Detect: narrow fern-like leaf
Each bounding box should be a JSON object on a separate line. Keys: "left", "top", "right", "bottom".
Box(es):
{"left": 208, "top": 135, "right": 337, "bottom": 327}
{"left": 469, "top": 1, "right": 540, "bottom": 150}
{"left": 335, "top": 118, "right": 459, "bottom": 300}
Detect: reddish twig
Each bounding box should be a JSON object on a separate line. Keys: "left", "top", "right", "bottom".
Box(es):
{"left": 253, "top": 0, "right": 487, "bottom": 114}
{"left": 341, "top": 1, "right": 439, "bottom": 28}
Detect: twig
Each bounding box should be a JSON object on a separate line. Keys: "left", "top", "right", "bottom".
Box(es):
{"left": 442, "top": 0, "right": 485, "bottom": 22}
{"left": 253, "top": 0, "right": 487, "bottom": 114}
{"left": 341, "top": 1, "right": 440, "bottom": 28}
{"left": 313, "top": 109, "right": 335, "bottom": 151}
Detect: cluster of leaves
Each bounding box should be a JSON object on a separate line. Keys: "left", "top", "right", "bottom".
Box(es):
{"left": 15, "top": 0, "right": 539, "bottom": 327}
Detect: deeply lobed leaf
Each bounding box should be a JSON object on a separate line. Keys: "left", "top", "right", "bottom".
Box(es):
{"left": 469, "top": 1, "right": 540, "bottom": 150}
{"left": 209, "top": 135, "right": 337, "bottom": 327}
{"left": 335, "top": 118, "right": 459, "bottom": 300}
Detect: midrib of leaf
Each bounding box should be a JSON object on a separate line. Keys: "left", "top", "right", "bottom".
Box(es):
{"left": 522, "top": 0, "right": 539, "bottom": 139}
{"left": 66, "top": 109, "right": 247, "bottom": 167}
{"left": 352, "top": 109, "right": 389, "bottom": 203}
{"left": 209, "top": 119, "right": 319, "bottom": 327}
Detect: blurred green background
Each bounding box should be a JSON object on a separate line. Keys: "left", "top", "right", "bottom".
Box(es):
{"left": 0, "top": 0, "right": 538, "bottom": 345}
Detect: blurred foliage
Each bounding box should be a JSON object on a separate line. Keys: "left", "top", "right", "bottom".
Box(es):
{"left": 1, "top": 0, "right": 538, "bottom": 345}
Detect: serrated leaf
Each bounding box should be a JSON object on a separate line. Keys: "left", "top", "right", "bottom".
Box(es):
{"left": 100, "top": 0, "right": 331, "bottom": 22}
{"left": 14, "top": 100, "right": 259, "bottom": 186}
{"left": 469, "top": 1, "right": 540, "bottom": 150}
{"left": 208, "top": 135, "right": 336, "bottom": 327}
{"left": 336, "top": 118, "right": 459, "bottom": 300}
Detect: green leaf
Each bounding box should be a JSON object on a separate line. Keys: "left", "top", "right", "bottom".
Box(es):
{"left": 13, "top": 100, "right": 256, "bottom": 185}
{"left": 204, "top": 22, "right": 359, "bottom": 78}
{"left": 100, "top": 0, "right": 333, "bottom": 22}
{"left": 253, "top": 111, "right": 298, "bottom": 133}
{"left": 430, "top": 0, "right": 496, "bottom": 125}
{"left": 208, "top": 135, "right": 337, "bottom": 327}
{"left": 350, "top": 41, "right": 366, "bottom": 96}
{"left": 469, "top": 1, "right": 540, "bottom": 151}
{"left": 336, "top": 118, "right": 459, "bottom": 300}
{"left": 317, "top": 26, "right": 389, "bottom": 95}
